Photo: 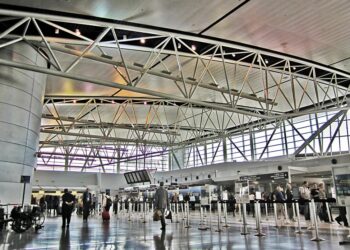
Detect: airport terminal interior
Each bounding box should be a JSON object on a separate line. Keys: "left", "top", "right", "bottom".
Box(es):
{"left": 0, "top": 0, "right": 350, "bottom": 249}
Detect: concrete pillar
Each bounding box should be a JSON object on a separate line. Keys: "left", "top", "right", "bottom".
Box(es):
{"left": 0, "top": 42, "right": 47, "bottom": 204}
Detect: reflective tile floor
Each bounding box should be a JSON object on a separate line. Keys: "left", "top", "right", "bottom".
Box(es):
{"left": 1, "top": 212, "right": 349, "bottom": 249}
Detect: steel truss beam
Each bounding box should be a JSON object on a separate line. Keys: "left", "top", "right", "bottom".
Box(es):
{"left": 1, "top": 8, "right": 350, "bottom": 169}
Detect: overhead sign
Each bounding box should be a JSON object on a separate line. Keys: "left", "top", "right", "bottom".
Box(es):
{"left": 239, "top": 172, "right": 288, "bottom": 181}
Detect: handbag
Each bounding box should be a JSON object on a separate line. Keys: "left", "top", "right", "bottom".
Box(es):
{"left": 153, "top": 209, "right": 162, "bottom": 221}
{"left": 165, "top": 210, "right": 172, "bottom": 220}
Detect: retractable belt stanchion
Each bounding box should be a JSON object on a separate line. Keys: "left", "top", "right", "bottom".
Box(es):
{"left": 116, "top": 201, "right": 120, "bottom": 219}
{"left": 184, "top": 201, "right": 191, "bottom": 228}
{"left": 273, "top": 202, "right": 278, "bottom": 227}
{"left": 265, "top": 203, "right": 268, "bottom": 221}
{"left": 292, "top": 202, "right": 296, "bottom": 221}
{"left": 223, "top": 202, "right": 229, "bottom": 228}
{"left": 128, "top": 202, "right": 132, "bottom": 221}
{"left": 325, "top": 202, "right": 332, "bottom": 223}
{"left": 295, "top": 201, "right": 303, "bottom": 234}
{"left": 209, "top": 203, "right": 212, "bottom": 229}
{"left": 255, "top": 202, "right": 259, "bottom": 230}
{"left": 241, "top": 203, "right": 249, "bottom": 235}
{"left": 310, "top": 199, "right": 325, "bottom": 241}
{"left": 255, "top": 200, "right": 266, "bottom": 237}
{"left": 216, "top": 201, "right": 222, "bottom": 232}
{"left": 182, "top": 202, "right": 185, "bottom": 221}
{"left": 198, "top": 206, "right": 209, "bottom": 230}
{"left": 238, "top": 203, "right": 242, "bottom": 222}
{"left": 142, "top": 202, "right": 146, "bottom": 223}
{"left": 284, "top": 203, "right": 290, "bottom": 224}
{"left": 309, "top": 201, "right": 315, "bottom": 229}
{"left": 175, "top": 202, "right": 179, "bottom": 223}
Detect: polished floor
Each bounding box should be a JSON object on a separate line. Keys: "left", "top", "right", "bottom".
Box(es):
{"left": 0, "top": 210, "right": 349, "bottom": 249}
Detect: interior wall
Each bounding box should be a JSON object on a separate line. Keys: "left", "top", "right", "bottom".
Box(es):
{"left": 32, "top": 154, "right": 348, "bottom": 193}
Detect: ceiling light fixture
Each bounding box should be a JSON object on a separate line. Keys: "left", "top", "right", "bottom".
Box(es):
{"left": 144, "top": 101, "right": 147, "bottom": 105}
{"left": 265, "top": 59, "right": 269, "bottom": 64}
{"left": 75, "top": 28, "right": 81, "bottom": 36}
{"left": 191, "top": 45, "right": 196, "bottom": 51}
{"left": 140, "top": 38, "right": 146, "bottom": 44}
{"left": 55, "top": 28, "right": 59, "bottom": 34}
{"left": 73, "top": 100, "right": 77, "bottom": 104}
{"left": 232, "top": 53, "right": 236, "bottom": 57}
{"left": 177, "top": 43, "right": 182, "bottom": 49}
{"left": 123, "top": 34, "right": 127, "bottom": 40}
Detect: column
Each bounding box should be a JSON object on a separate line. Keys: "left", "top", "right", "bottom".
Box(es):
{"left": 0, "top": 42, "right": 47, "bottom": 204}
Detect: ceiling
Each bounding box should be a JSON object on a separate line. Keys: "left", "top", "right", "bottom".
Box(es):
{"left": 1, "top": 0, "right": 350, "bottom": 72}
{"left": 0, "top": 0, "right": 349, "bottom": 156}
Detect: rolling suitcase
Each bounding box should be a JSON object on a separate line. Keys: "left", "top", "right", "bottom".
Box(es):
{"left": 102, "top": 209, "right": 110, "bottom": 221}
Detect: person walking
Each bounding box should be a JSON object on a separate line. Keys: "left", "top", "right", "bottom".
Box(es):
{"left": 61, "top": 188, "right": 75, "bottom": 228}
{"left": 154, "top": 182, "right": 169, "bottom": 230}
{"left": 82, "top": 188, "right": 92, "bottom": 222}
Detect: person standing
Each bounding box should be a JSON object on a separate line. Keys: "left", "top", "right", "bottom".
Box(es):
{"left": 82, "top": 188, "right": 92, "bottom": 222}
{"left": 285, "top": 183, "right": 294, "bottom": 222}
{"left": 299, "top": 181, "right": 311, "bottom": 229}
{"left": 154, "top": 182, "right": 169, "bottom": 230}
{"left": 61, "top": 188, "right": 75, "bottom": 228}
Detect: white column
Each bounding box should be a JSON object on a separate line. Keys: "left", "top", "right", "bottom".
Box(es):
{"left": 0, "top": 42, "right": 47, "bottom": 204}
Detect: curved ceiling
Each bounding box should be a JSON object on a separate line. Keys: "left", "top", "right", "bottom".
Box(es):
{"left": 1, "top": 0, "right": 350, "bottom": 73}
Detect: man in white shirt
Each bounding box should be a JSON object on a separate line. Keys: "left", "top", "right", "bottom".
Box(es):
{"left": 299, "top": 181, "right": 311, "bottom": 229}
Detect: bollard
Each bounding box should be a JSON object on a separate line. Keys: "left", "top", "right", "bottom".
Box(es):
{"left": 265, "top": 203, "right": 269, "bottom": 221}
{"left": 310, "top": 199, "right": 325, "bottom": 241}
{"left": 255, "top": 201, "right": 266, "bottom": 237}
{"left": 295, "top": 202, "right": 303, "bottom": 234}
{"left": 273, "top": 202, "right": 278, "bottom": 227}
{"left": 215, "top": 201, "right": 222, "bottom": 232}
{"left": 241, "top": 203, "right": 249, "bottom": 235}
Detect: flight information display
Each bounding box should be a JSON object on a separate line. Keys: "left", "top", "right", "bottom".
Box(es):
{"left": 124, "top": 170, "right": 151, "bottom": 184}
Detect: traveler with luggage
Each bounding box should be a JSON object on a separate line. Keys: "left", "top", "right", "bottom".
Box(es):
{"left": 154, "top": 182, "right": 169, "bottom": 230}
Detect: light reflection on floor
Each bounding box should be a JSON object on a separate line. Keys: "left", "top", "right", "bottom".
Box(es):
{"left": 0, "top": 211, "right": 349, "bottom": 249}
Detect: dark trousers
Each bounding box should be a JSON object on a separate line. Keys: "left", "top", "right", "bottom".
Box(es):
{"left": 83, "top": 204, "right": 90, "bottom": 220}
{"left": 160, "top": 208, "right": 166, "bottom": 228}
{"left": 62, "top": 207, "right": 72, "bottom": 226}
{"left": 336, "top": 207, "right": 349, "bottom": 226}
